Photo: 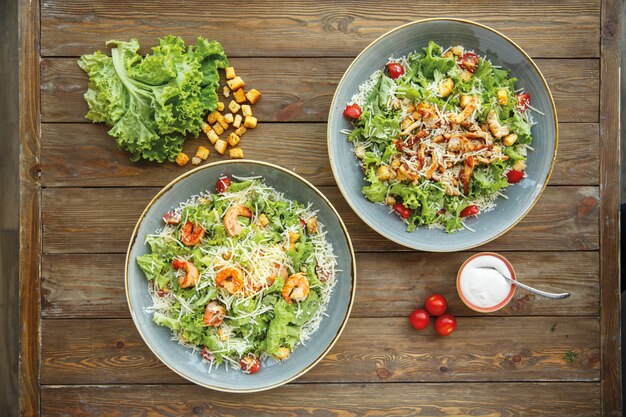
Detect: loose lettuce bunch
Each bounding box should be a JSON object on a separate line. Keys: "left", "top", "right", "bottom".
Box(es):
{"left": 78, "top": 36, "right": 228, "bottom": 162}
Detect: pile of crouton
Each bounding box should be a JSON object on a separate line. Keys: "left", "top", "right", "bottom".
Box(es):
{"left": 175, "top": 66, "right": 262, "bottom": 166}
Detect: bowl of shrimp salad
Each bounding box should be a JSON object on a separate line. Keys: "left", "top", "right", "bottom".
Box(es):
{"left": 126, "top": 160, "right": 355, "bottom": 392}
{"left": 328, "top": 18, "right": 557, "bottom": 252}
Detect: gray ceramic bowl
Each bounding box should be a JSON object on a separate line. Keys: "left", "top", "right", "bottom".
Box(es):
{"left": 125, "top": 160, "right": 356, "bottom": 392}
{"left": 328, "top": 18, "right": 558, "bottom": 252}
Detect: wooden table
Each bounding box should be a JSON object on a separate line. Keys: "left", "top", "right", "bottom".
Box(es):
{"left": 19, "top": 1, "right": 621, "bottom": 415}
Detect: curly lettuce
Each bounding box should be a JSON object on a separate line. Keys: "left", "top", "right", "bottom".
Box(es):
{"left": 78, "top": 36, "right": 228, "bottom": 163}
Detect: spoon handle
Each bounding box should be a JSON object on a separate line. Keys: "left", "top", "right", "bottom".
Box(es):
{"left": 476, "top": 268, "right": 570, "bottom": 299}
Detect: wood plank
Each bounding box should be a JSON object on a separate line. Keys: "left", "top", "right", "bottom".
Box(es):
{"left": 41, "top": 186, "right": 599, "bottom": 254}
{"left": 40, "top": 122, "right": 599, "bottom": 187}
{"left": 40, "top": 317, "right": 600, "bottom": 384}
{"left": 599, "top": 0, "right": 622, "bottom": 414}
{"left": 41, "top": 57, "right": 599, "bottom": 123}
{"left": 18, "top": 0, "right": 41, "bottom": 413}
{"left": 42, "top": 252, "right": 599, "bottom": 319}
{"left": 40, "top": 0, "right": 600, "bottom": 58}
{"left": 41, "top": 382, "right": 601, "bottom": 417}
{"left": 0, "top": 232, "right": 19, "bottom": 416}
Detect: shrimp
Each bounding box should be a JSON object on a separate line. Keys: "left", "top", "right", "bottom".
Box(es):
{"left": 180, "top": 221, "right": 205, "bottom": 246}
{"left": 487, "top": 110, "right": 510, "bottom": 138}
{"left": 172, "top": 259, "right": 199, "bottom": 288}
{"left": 215, "top": 267, "right": 244, "bottom": 294}
{"left": 224, "top": 205, "right": 253, "bottom": 237}
{"left": 282, "top": 273, "right": 310, "bottom": 304}
{"left": 203, "top": 300, "right": 226, "bottom": 327}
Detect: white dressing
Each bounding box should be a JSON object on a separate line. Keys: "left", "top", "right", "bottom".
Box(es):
{"left": 459, "top": 255, "right": 512, "bottom": 308}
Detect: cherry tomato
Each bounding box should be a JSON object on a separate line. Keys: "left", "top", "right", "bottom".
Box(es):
{"left": 516, "top": 93, "right": 531, "bottom": 112}
{"left": 460, "top": 205, "right": 479, "bottom": 218}
{"left": 393, "top": 203, "right": 412, "bottom": 219}
{"left": 458, "top": 52, "right": 479, "bottom": 73}
{"left": 343, "top": 103, "right": 362, "bottom": 119}
{"left": 240, "top": 353, "right": 261, "bottom": 374}
{"left": 156, "top": 288, "right": 169, "bottom": 297}
{"left": 425, "top": 294, "right": 448, "bottom": 316}
{"left": 216, "top": 177, "right": 231, "bottom": 194}
{"left": 387, "top": 62, "right": 405, "bottom": 79}
{"left": 435, "top": 314, "right": 457, "bottom": 336}
{"left": 162, "top": 210, "right": 181, "bottom": 225}
{"left": 409, "top": 308, "right": 430, "bottom": 330}
{"left": 506, "top": 169, "right": 524, "bottom": 184}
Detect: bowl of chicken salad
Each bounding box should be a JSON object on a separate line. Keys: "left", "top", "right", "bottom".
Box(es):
{"left": 125, "top": 160, "right": 356, "bottom": 392}
{"left": 328, "top": 18, "right": 557, "bottom": 252}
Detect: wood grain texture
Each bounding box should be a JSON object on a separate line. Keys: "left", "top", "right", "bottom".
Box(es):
{"left": 41, "top": 186, "right": 599, "bottom": 254}
{"left": 0, "top": 232, "right": 19, "bottom": 416}
{"left": 41, "top": 382, "right": 601, "bottom": 417}
{"left": 599, "top": 0, "right": 622, "bottom": 414}
{"left": 41, "top": 57, "right": 599, "bottom": 123}
{"left": 40, "top": 317, "right": 600, "bottom": 385}
{"left": 41, "top": 252, "right": 599, "bottom": 319}
{"left": 40, "top": 122, "right": 599, "bottom": 188}
{"left": 40, "top": 0, "right": 600, "bottom": 58}
{"left": 18, "top": 0, "right": 41, "bottom": 414}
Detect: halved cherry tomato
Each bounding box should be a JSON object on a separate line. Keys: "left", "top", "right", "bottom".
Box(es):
{"left": 409, "top": 308, "right": 430, "bottom": 330}
{"left": 435, "top": 314, "right": 457, "bottom": 336}
{"left": 216, "top": 177, "right": 231, "bottom": 194}
{"left": 156, "top": 288, "right": 169, "bottom": 297}
{"left": 516, "top": 93, "right": 531, "bottom": 113}
{"left": 180, "top": 221, "right": 205, "bottom": 246}
{"left": 387, "top": 62, "right": 405, "bottom": 79}
{"left": 425, "top": 294, "right": 448, "bottom": 316}
{"left": 506, "top": 169, "right": 524, "bottom": 184}
{"left": 240, "top": 353, "right": 261, "bottom": 374}
{"left": 162, "top": 210, "right": 181, "bottom": 225}
{"left": 393, "top": 203, "right": 412, "bottom": 219}
{"left": 460, "top": 205, "right": 479, "bottom": 218}
{"left": 458, "top": 52, "right": 479, "bottom": 73}
{"left": 343, "top": 103, "right": 362, "bottom": 119}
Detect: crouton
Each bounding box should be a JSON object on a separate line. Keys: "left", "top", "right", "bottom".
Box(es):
{"left": 258, "top": 213, "right": 269, "bottom": 227}
{"left": 212, "top": 123, "right": 224, "bottom": 135}
{"left": 201, "top": 122, "right": 212, "bottom": 135}
{"left": 497, "top": 89, "right": 508, "bottom": 105}
{"left": 206, "top": 129, "right": 219, "bottom": 144}
{"left": 233, "top": 114, "right": 243, "bottom": 128}
{"left": 216, "top": 113, "right": 228, "bottom": 130}
{"left": 195, "top": 146, "right": 210, "bottom": 160}
{"left": 228, "top": 100, "right": 241, "bottom": 113}
{"left": 233, "top": 88, "right": 247, "bottom": 104}
{"left": 229, "top": 148, "right": 244, "bottom": 159}
{"left": 191, "top": 156, "right": 202, "bottom": 165}
{"left": 216, "top": 102, "right": 225, "bottom": 112}
{"left": 227, "top": 76, "right": 245, "bottom": 91}
{"left": 459, "top": 70, "right": 473, "bottom": 82}
{"left": 439, "top": 78, "right": 454, "bottom": 98}
{"left": 214, "top": 139, "right": 228, "bottom": 155}
{"left": 245, "top": 89, "right": 262, "bottom": 104}
{"left": 175, "top": 152, "right": 189, "bottom": 166}
{"left": 224, "top": 113, "right": 234, "bottom": 124}
{"left": 235, "top": 126, "right": 247, "bottom": 137}
{"left": 241, "top": 105, "right": 252, "bottom": 117}
{"left": 227, "top": 132, "right": 240, "bottom": 147}
{"left": 243, "top": 116, "right": 257, "bottom": 129}
{"left": 223, "top": 86, "right": 231, "bottom": 97}
{"left": 225, "top": 67, "right": 236, "bottom": 80}
{"left": 207, "top": 112, "right": 220, "bottom": 124}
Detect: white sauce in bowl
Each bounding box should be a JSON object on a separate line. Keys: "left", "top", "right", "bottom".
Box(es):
{"left": 459, "top": 255, "right": 512, "bottom": 309}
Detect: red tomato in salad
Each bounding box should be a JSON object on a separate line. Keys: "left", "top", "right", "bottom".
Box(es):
{"left": 240, "top": 353, "right": 261, "bottom": 374}
{"left": 506, "top": 169, "right": 524, "bottom": 184}
{"left": 216, "top": 177, "right": 231, "bottom": 194}
{"left": 387, "top": 62, "right": 405, "bottom": 79}
{"left": 162, "top": 210, "right": 181, "bottom": 225}
{"left": 516, "top": 93, "right": 531, "bottom": 112}
{"left": 460, "top": 205, "right": 479, "bottom": 218}
{"left": 435, "top": 314, "right": 457, "bottom": 336}
{"left": 343, "top": 103, "right": 362, "bottom": 119}
{"left": 393, "top": 203, "right": 412, "bottom": 219}
{"left": 409, "top": 308, "right": 430, "bottom": 330}
{"left": 458, "top": 52, "right": 479, "bottom": 73}
{"left": 201, "top": 346, "right": 214, "bottom": 362}
{"left": 425, "top": 294, "right": 448, "bottom": 316}
{"left": 156, "top": 288, "right": 169, "bottom": 297}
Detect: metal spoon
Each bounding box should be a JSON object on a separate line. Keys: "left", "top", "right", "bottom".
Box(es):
{"left": 476, "top": 267, "right": 570, "bottom": 299}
